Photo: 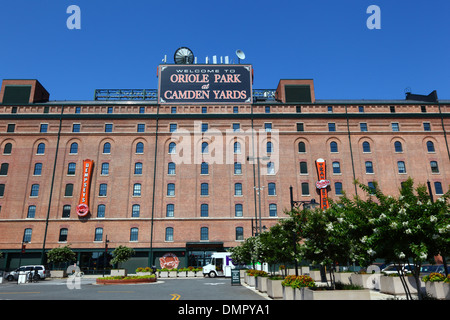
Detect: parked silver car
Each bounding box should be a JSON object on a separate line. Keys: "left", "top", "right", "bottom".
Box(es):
{"left": 6, "top": 265, "right": 49, "bottom": 281}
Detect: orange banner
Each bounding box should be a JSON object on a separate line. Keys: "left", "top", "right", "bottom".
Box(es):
{"left": 315, "top": 158, "right": 330, "bottom": 210}
{"left": 76, "top": 159, "right": 94, "bottom": 217}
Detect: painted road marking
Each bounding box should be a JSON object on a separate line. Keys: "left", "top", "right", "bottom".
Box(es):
{"left": 171, "top": 293, "right": 181, "bottom": 300}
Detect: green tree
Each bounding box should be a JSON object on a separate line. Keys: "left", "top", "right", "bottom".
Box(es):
{"left": 46, "top": 245, "right": 76, "bottom": 270}
{"left": 110, "top": 246, "right": 135, "bottom": 267}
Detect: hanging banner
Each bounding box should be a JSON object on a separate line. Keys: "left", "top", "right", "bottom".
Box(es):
{"left": 315, "top": 158, "right": 330, "bottom": 210}
{"left": 158, "top": 64, "right": 253, "bottom": 104}
{"left": 76, "top": 159, "right": 94, "bottom": 217}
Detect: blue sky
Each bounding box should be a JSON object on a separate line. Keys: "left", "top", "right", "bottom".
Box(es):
{"left": 0, "top": 0, "right": 449, "bottom": 101}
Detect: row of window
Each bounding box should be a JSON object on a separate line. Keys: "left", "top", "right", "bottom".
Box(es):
{"left": 325, "top": 122, "right": 432, "bottom": 132}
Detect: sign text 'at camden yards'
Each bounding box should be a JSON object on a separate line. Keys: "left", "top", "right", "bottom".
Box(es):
{"left": 158, "top": 65, "right": 253, "bottom": 104}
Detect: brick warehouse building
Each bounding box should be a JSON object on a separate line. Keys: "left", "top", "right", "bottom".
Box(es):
{"left": 0, "top": 63, "right": 449, "bottom": 273}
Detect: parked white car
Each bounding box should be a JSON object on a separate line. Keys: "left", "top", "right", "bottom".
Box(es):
{"left": 6, "top": 265, "right": 49, "bottom": 281}
{"left": 381, "top": 264, "right": 414, "bottom": 275}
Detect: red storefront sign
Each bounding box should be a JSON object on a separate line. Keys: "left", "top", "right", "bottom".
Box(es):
{"left": 315, "top": 158, "right": 330, "bottom": 210}
{"left": 76, "top": 159, "right": 94, "bottom": 217}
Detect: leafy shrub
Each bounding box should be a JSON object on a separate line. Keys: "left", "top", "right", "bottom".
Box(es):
{"left": 422, "top": 272, "right": 446, "bottom": 283}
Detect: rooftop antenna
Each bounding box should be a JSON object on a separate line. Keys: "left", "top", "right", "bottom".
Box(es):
{"left": 236, "top": 49, "right": 245, "bottom": 64}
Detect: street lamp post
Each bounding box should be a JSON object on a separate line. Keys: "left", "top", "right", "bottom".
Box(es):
{"left": 103, "top": 235, "right": 109, "bottom": 277}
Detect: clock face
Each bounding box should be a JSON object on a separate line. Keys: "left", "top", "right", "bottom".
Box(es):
{"left": 174, "top": 47, "right": 194, "bottom": 64}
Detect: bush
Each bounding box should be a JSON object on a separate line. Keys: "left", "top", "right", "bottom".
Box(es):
{"left": 102, "top": 275, "right": 155, "bottom": 280}
{"left": 422, "top": 272, "right": 446, "bottom": 283}
{"left": 282, "top": 275, "right": 316, "bottom": 288}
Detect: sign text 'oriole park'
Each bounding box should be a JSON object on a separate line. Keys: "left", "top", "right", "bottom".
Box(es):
{"left": 158, "top": 65, "right": 253, "bottom": 104}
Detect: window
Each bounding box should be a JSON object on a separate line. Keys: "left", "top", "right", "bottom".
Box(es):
{"left": 40, "top": 124, "right": 48, "bottom": 133}
{"left": 268, "top": 183, "right": 276, "bottom": 196}
{"left": 201, "top": 162, "right": 208, "bottom": 175}
{"left": 30, "top": 184, "right": 39, "bottom": 197}
{"left": 201, "top": 123, "right": 208, "bottom": 132}
{"left": 330, "top": 142, "right": 338, "bottom": 153}
{"left": 301, "top": 182, "right": 309, "bottom": 196}
{"left": 94, "top": 228, "right": 103, "bottom": 241}
{"left": 133, "top": 183, "right": 141, "bottom": 196}
{"left": 235, "top": 204, "right": 243, "bottom": 217}
{"left": 0, "top": 163, "right": 8, "bottom": 175}
{"left": 298, "top": 142, "right": 306, "bottom": 153}
{"left": 169, "top": 142, "right": 176, "bottom": 154}
{"left": 265, "top": 106, "right": 270, "bottom": 113}
{"left": 234, "top": 183, "right": 242, "bottom": 196}
{"left": 99, "top": 183, "right": 107, "bottom": 196}
{"left": 134, "top": 162, "right": 142, "bottom": 175}
{"left": 132, "top": 204, "right": 140, "bottom": 217}
{"left": 167, "top": 183, "right": 175, "bottom": 196}
{"left": 59, "top": 228, "right": 68, "bottom": 242}
{"left": 72, "top": 124, "right": 80, "bottom": 133}
{"left": 201, "top": 142, "right": 209, "bottom": 154}
{"left": 7, "top": 124, "right": 15, "bottom": 132}
{"left": 23, "top": 228, "right": 32, "bottom": 243}
{"left": 165, "top": 227, "right": 174, "bottom": 241}
{"left": 33, "top": 163, "right": 42, "bottom": 175}
{"left": 426, "top": 141, "right": 435, "bottom": 153}
{"left": 233, "top": 106, "right": 239, "bottom": 113}
{"left": 103, "top": 142, "right": 111, "bottom": 154}
{"left": 423, "top": 122, "right": 431, "bottom": 131}
{"left": 394, "top": 141, "right": 403, "bottom": 153}
{"left": 328, "top": 123, "right": 336, "bottom": 132}
{"left": 201, "top": 204, "right": 209, "bottom": 217}
{"left": 296, "top": 106, "right": 302, "bottom": 113}
{"left": 266, "top": 141, "right": 273, "bottom": 154}
{"left": 105, "top": 124, "right": 113, "bottom": 132}
{"left": 236, "top": 227, "right": 244, "bottom": 240}
{"left": 297, "top": 123, "right": 304, "bottom": 132}
{"left": 234, "top": 142, "right": 241, "bottom": 154}
{"left": 421, "top": 105, "right": 427, "bottom": 113}
{"left": 130, "top": 228, "right": 139, "bottom": 241}
{"left": 430, "top": 161, "right": 439, "bottom": 173}
{"left": 168, "top": 162, "right": 176, "bottom": 175}
{"left": 327, "top": 106, "right": 333, "bottom": 113}
{"left": 170, "top": 124, "right": 177, "bottom": 133}
{"left": 390, "top": 106, "right": 396, "bottom": 113}
{"left": 267, "top": 162, "right": 275, "bottom": 175}
{"left": 360, "top": 123, "right": 368, "bottom": 132}
{"left": 335, "top": 182, "right": 343, "bottom": 195}
{"left": 368, "top": 182, "right": 376, "bottom": 195}
{"left": 70, "top": 142, "right": 78, "bottom": 154}
{"left": 300, "top": 162, "right": 308, "bottom": 174}
{"left": 358, "top": 106, "right": 364, "bottom": 113}
{"left": 97, "top": 204, "right": 105, "bottom": 218}
{"left": 202, "top": 106, "right": 207, "bottom": 114}
{"left": 67, "top": 162, "right": 76, "bottom": 175}
{"left": 101, "top": 163, "right": 109, "bottom": 175}
{"left": 64, "top": 184, "right": 73, "bottom": 197}
{"left": 137, "top": 124, "right": 145, "bottom": 132}
{"left": 171, "top": 107, "right": 176, "bottom": 114}
{"left": 62, "top": 205, "right": 71, "bottom": 218}
{"left": 107, "top": 107, "right": 113, "bottom": 114}
{"left": 0, "top": 184, "right": 4, "bottom": 197}
{"left": 200, "top": 227, "right": 209, "bottom": 241}
{"left": 269, "top": 204, "right": 277, "bottom": 217}
{"left": 392, "top": 123, "right": 399, "bottom": 132}
{"left": 4, "top": 143, "right": 12, "bottom": 154}
{"left": 264, "top": 123, "right": 272, "bottom": 132}
{"left": 75, "top": 107, "right": 81, "bottom": 114}
{"left": 332, "top": 161, "right": 341, "bottom": 174}
{"left": 233, "top": 123, "right": 240, "bottom": 132}
{"left": 435, "top": 182, "right": 443, "bottom": 195}
{"left": 27, "top": 205, "right": 36, "bottom": 218}
{"left": 37, "top": 143, "right": 45, "bottom": 154}
{"left": 365, "top": 161, "right": 374, "bottom": 174}
{"left": 397, "top": 161, "right": 406, "bottom": 174}
{"left": 362, "top": 141, "right": 371, "bottom": 153}
{"left": 234, "top": 162, "right": 241, "bottom": 175}
{"left": 166, "top": 204, "right": 174, "bottom": 217}
{"left": 201, "top": 183, "right": 209, "bottom": 196}
{"left": 136, "top": 142, "right": 144, "bottom": 154}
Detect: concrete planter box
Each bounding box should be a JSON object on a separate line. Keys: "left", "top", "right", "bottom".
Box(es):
{"left": 287, "top": 267, "right": 310, "bottom": 275}
{"left": 178, "top": 271, "right": 187, "bottom": 277}
{"left": 267, "top": 279, "right": 284, "bottom": 299}
{"left": 380, "top": 275, "right": 421, "bottom": 295}
{"left": 300, "top": 287, "right": 371, "bottom": 300}
{"left": 350, "top": 273, "right": 381, "bottom": 290}
{"left": 246, "top": 275, "right": 255, "bottom": 287}
{"left": 309, "top": 270, "right": 331, "bottom": 282}
{"left": 187, "top": 271, "right": 196, "bottom": 277}
{"left": 334, "top": 272, "right": 353, "bottom": 285}
{"left": 283, "top": 286, "right": 295, "bottom": 300}
{"left": 136, "top": 272, "right": 153, "bottom": 276}
{"left": 169, "top": 271, "right": 178, "bottom": 278}
{"left": 256, "top": 276, "right": 268, "bottom": 293}
{"left": 110, "top": 269, "right": 127, "bottom": 277}
{"left": 425, "top": 282, "right": 450, "bottom": 300}
{"left": 159, "top": 271, "right": 169, "bottom": 278}
{"left": 50, "top": 270, "right": 67, "bottom": 278}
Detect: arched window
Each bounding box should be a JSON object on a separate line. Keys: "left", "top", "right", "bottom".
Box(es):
{"left": 234, "top": 183, "right": 242, "bottom": 196}
{"left": 133, "top": 183, "right": 141, "bottom": 196}
{"left": 130, "top": 228, "right": 139, "bottom": 241}
{"left": 269, "top": 204, "right": 277, "bottom": 217}
{"left": 362, "top": 141, "right": 371, "bottom": 153}
{"left": 298, "top": 142, "right": 306, "bottom": 153}
{"left": 234, "top": 141, "right": 241, "bottom": 154}
{"left": 332, "top": 161, "right": 341, "bottom": 174}
{"left": 166, "top": 204, "right": 174, "bottom": 217}
{"left": 62, "top": 205, "right": 71, "bottom": 218}
{"left": 426, "top": 141, "right": 435, "bottom": 153}
{"left": 165, "top": 227, "right": 174, "bottom": 241}
{"left": 69, "top": 142, "right": 78, "bottom": 154}
{"left": 268, "top": 183, "right": 276, "bottom": 195}
{"left": 430, "top": 161, "right": 439, "bottom": 173}
{"left": 200, "top": 204, "right": 209, "bottom": 217}
{"left": 365, "top": 161, "right": 374, "bottom": 174}
{"left": 397, "top": 161, "right": 406, "bottom": 174}
{"left": 335, "top": 182, "right": 343, "bottom": 195}
{"left": 201, "top": 142, "right": 209, "bottom": 154}
{"left": 394, "top": 141, "right": 403, "bottom": 153}
{"left": 3, "top": 143, "right": 12, "bottom": 154}
{"left": 330, "top": 141, "right": 338, "bottom": 153}
{"left": 132, "top": 204, "right": 140, "bottom": 217}
{"left": 103, "top": 142, "right": 111, "bottom": 154}
{"left": 27, "top": 205, "right": 36, "bottom": 218}
{"left": 167, "top": 183, "right": 175, "bottom": 196}
{"left": 134, "top": 162, "right": 142, "bottom": 175}
{"left": 23, "top": 228, "right": 32, "bottom": 242}
{"left": 201, "top": 162, "right": 208, "bottom": 175}
{"left": 201, "top": 183, "right": 209, "bottom": 196}
{"left": 59, "top": 228, "right": 68, "bottom": 242}
{"left": 168, "top": 142, "right": 176, "bottom": 154}
{"left": 236, "top": 227, "right": 244, "bottom": 240}
{"left": 37, "top": 143, "right": 45, "bottom": 154}
{"left": 168, "top": 162, "right": 176, "bottom": 175}
{"left": 94, "top": 228, "right": 103, "bottom": 241}
{"left": 136, "top": 142, "right": 144, "bottom": 154}
{"left": 235, "top": 204, "right": 243, "bottom": 217}
{"left": 266, "top": 141, "right": 273, "bottom": 153}
{"left": 267, "top": 162, "right": 275, "bottom": 174}
{"left": 97, "top": 204, "right": 106, "bottom": 218}
{"left": 200, "top": 227, "right": 209, "bottom": 240}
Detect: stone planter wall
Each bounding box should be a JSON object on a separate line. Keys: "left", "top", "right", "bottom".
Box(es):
{"left": 283, "top": 286, "right": 295, "bottom": 300}
{"left": 350, "top": 273, "right": 381, "bottom": 290}
{"left": 308, "top": 270, "right": 331, "bottom": 282}
{"left": 267, "top": 279, "right": 283, "bottom": 299}
{"left": 287, "top": 267, "right": 310, "bottom": 276}
{"left": 380, "top": 275, "right": 422, "bottom": 295}
{"left": 334, "top": 272, "right": 352, "bottom": 285}
{"left": 247, "top": 275, "right": 256, "bottom": 287}
{"left": 425, "top": 282, "right": 450, "bottom": 300}
{"left": 110, "top": 269, "right": 127, "bottom": 277}
{"left": 97, "top": 277, "right": 156, "bottom": 285}
{"left": 50, "top": 270, "right": 67, "bottom": 278}
{"left": 256, "top": 277, "right": 268, "bottom": 293}
{"left": 300, "top": 287, "right": 371, "bottom": 300}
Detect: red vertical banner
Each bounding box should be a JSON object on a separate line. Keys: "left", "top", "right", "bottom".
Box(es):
{"left": 76, "top": 159, "right": 94, "bottom": 217}
{"left": 315, "top": 158, "right": 330, "bottom": 210}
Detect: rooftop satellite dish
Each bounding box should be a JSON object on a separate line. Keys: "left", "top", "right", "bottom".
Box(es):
{"left": 174, "top": 47, "right": 194, "bottom": 64}
{"left": 236, "top": 49, "right": 245, "bottom": 63}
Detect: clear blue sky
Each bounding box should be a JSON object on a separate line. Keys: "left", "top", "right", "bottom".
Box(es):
{"left": 0, "top": 0, "right": 449, "bottom": 101}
